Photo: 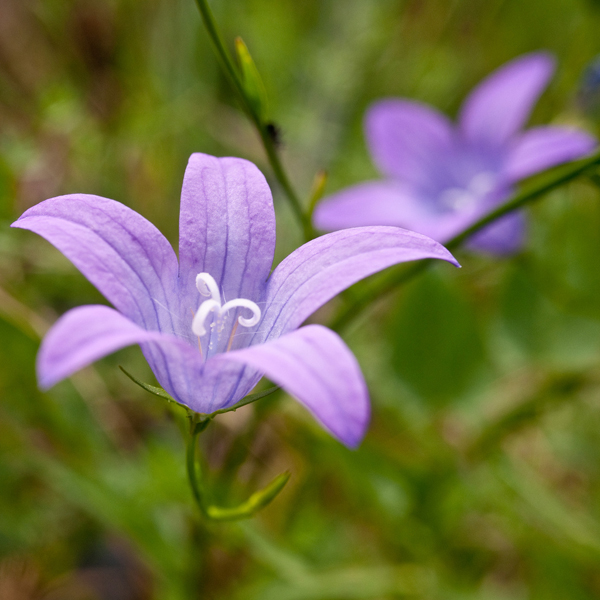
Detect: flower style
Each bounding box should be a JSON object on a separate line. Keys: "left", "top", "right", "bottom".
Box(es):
{"left": 12, "top": 153, "right": 458, "bottom": 447}
{"left": 314, "top": 52, "right": 597, "bottom": 254}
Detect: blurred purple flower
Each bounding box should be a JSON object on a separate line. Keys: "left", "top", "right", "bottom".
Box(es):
{"left": 314, "top": 52, "right": 597, "bottom": 255}
{"left": 12, "top": 153, "right": 458, "bottom": 447}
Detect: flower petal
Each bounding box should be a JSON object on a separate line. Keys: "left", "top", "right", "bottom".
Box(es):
{"left": 313, "top": 181, "right": 491, "bottom": 247}
{"left": 459, "top": 52, "right": 555, "bottom": 148}
{"left": 216, "top": 325, "right": 369, "bottom": 447}
{"left": 37, "top": 305, "right": 171, "bottom": 390}
{"left": 178, "top": 153, "right": 276, "bottom": 316}
{"left": 38, "top": 304, "right": 261, "bottom": 414}
{"left": 314, "top": 180, "right": 419, "bottom": 231}
{"left": 465, "top": 210, "right": 527, "bottom": 255}
{"left": 365, "top": 99, "right": 454, "bottom": 186}
{"left": 260, "top": 226, "right": 459, "bottom": 339}
{"left": 503, "top": 126, "right": 597, "bottom": 181}
{"left": 12, "top": 195, "right": 179, "bottom": 333}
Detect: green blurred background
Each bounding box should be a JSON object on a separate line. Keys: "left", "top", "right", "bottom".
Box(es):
{"left": 2, "top": 0, "right": 600, "bottom": 598}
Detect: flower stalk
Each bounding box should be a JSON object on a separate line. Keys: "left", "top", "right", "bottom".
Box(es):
{"left": 185, "top": 413, "right": 290, "bottom": 521}
{"left": 193, "top": 0, "right": 314, "bottom": 240}
{"left": 331, "top": 148, "right": 600, "bottom": 333}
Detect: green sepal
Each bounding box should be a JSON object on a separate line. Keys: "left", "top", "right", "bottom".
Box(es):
{"left": 234, "top": 37, "right": 268, "bottom": 121}
{"left": 209, "top": 385, "right": 279, "bottom": 417}
{"left": 120, "top": 365, "right": 279, "bottom": 417}
{"left": 206, "top": 471, "right": 291, "bottom": 521}
{"left": 119, "top": 365, "right": 177, "bottom": 403}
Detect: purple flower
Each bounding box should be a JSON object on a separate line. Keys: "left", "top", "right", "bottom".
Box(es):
{"left": 314, "top": 52, "right": 597, "bottom": 255}
{"left": 12, "top": 153, "right": 458, "bottom": 447}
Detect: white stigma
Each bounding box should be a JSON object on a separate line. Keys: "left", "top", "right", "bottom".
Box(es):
{"left": 191, "top": 273, "right": 261, "bottom": 338}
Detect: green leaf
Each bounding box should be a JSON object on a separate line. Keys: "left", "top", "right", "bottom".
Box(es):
{"left": 235, "top": 37, "right": 268, "bottom": 121}
{"left": 206, "top": 471, "right": 290, "bottom": 521}
{"left": 307, "top": 169, "right": 328, "bottom": 218}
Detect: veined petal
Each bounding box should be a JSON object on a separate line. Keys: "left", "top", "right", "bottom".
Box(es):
{"left": 365, "top": 99, "right": 454, "bottom": 186}
{"left": 38, "top": 304, "right": 261, "bottom": 415}
{"left": 260, "top": 226, "right": 459, "bottom": 338}
{"left": 38, "top": 305, "right": 171, "bottom": 390}
{"left": 178, "top": 153, "right": 276, "bottom": 317}
{"left": 459, "top": 52, "right": 555, "bottom": 148}
{"left": 215, "top": 325, "right": 369, "bottom": 448}
{"left": 503, "top": 126, "right": 597, "bottom": 181}
{"left": 12, "top": 195, "right": 179, "bottom": 333}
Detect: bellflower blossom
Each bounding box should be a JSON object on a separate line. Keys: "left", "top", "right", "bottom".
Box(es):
{"left": 314, "top": 52, "right": 597, "bottom": 254}
{"left": 12, "top": 153, "right": 458, "bottom": 447}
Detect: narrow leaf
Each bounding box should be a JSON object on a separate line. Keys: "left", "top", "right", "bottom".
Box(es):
{"left": 206, "top": 471, "right": 291, "bottom": 521}
{"left": 234, "top": 37, "right": 268, "bottom": 121}
{"left": 307, "top": 169, "right": 328, "bottom": 218}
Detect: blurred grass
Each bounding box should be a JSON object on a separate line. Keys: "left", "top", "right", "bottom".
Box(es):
{"left": 2, "top": 0, "right": 600, "bottom": 598}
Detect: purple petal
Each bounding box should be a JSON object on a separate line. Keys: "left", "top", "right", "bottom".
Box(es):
{"left": 365, "top": 99, "right": 454, "bottom": 186}
{"left": 260, "top": 226, "right": 459, "bottom": 339}
{"left": 38, "top": 305, "right": 170, "bottom": 390}
{"left": 466, "top": 210, "right": 527, "bottom": 255}
{"left": 459, "top": 52, "right": 555, "bottom": 148}
{"left": 178, "top": 153, "right": 276, "bottom": 318}
{"left": 143, "top": 343, "right": 261, "bottom": 415}
{"left": 39, "top": 304, "right": 261, "bottom": 414}
{"left": 216, "top": 325, "right": 369, "bottom": 447}
{"left": 313, "top": 181, "right": 493, "bottom": 247}
{"left": 503, "top": 126, "right": 597, "bottom": 181}
{"left": 12, "top": 195, "right": 179, "bottom": 333}
{"left": 314, "top": 180, "right": 419, "bottom": 231}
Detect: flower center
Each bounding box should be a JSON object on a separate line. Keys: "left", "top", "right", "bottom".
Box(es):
{"left": 439, "top": 171, "right": 496, "bottom": 212}
{"left": 191, "top": 273, "right": 261, "bottom": 339}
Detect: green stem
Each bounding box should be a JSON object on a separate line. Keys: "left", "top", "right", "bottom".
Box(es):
{"left": 193, "top": 0, "right": 312, "bottom": 239}
{"left": 446, "top": 150, "right": 600, "bottom": 250}
{"left": 186, "top": 417, "right": 211, "bottom": 518}
{"left": 331, "top": 149, "right": 600, "bottom": 333}
{"left": 185, "top": 411, "right": 290, "bottom": 522}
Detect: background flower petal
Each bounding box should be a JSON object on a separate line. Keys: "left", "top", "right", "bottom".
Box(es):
{"left": 465, "top": 210, "right": 527, "bottom": 255}
{"left": 459, "top": 52, "right": 555, "bottom": 148}
{"left": 503, "top": 126, "right": 597, "bottom": 181}
{"left": 178, "top": 153, "right": 276, "bottom": 318}
{"left": 260, "top": 226, "right": 459, "bottom": 338}
{"left": 365, "top": 99, "right": 454, "bottom": 186}
{"left": 12, "top": 195, "right": 179, "bottom": 333}
{"left": 314, "top": 180, "right": 422, "bottom": 231}
{"left": 216, "top": 324, "right": 369, "bottom": 448}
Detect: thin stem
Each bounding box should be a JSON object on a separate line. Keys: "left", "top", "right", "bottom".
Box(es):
{"left": 186, "top": 417, "right": 211, "bottom": 518}
{"left": 184, "top": 406, "right": 289, "bottom": 522}
{"left": 193, "top": 0, "right": 312, "bottom": 239}
{"left": 331, "top": 149, "right": 600, "bottom": 333}
{"left": 194, "top": 0, "right": 252, "bottom": 122}
{"left": 259, "top": 127, "right": 314, "bottom": 240}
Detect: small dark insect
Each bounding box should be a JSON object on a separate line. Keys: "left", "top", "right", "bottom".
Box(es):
{"left": 265, "top": 122, "right": 282, "bottom": 147}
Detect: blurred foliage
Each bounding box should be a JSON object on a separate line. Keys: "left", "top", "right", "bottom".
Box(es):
{"left": 2, "top": 0, "right": 600, "bottom": 598}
